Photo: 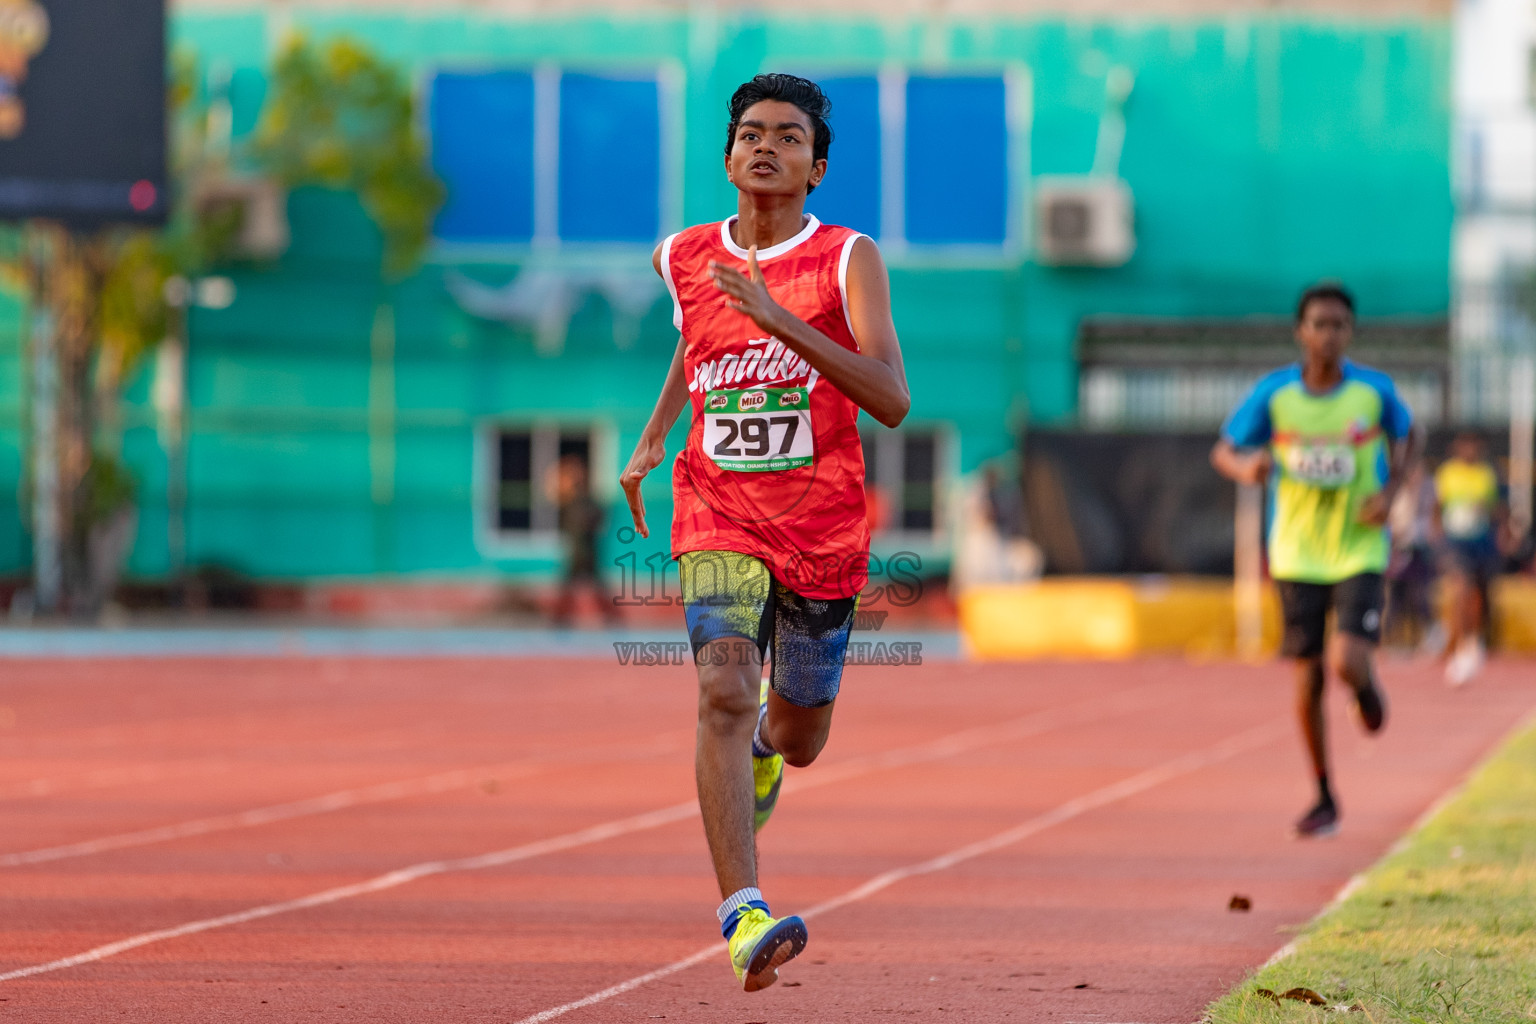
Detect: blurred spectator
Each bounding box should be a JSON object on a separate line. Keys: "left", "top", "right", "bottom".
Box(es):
{"left": 549, "top": 454, "right": 619, "bottom": 628}
{"left": 952, "top": 462, "right": 1042, "bottom": 591}
{"left": 983, "top": 462, "right": 1029, "bottom": 538}
{"left": 1434, "top": 432, "right": 1506, "bottom": 685}
{"left": 1384, "top": 461, "right": 1440, "bottom": 653}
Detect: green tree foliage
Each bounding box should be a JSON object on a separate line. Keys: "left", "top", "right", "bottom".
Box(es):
{"left": 97, "top": 232, "right": 173, "bottom": 401}
{"left": 255, "top": 36, "right": 445, "bottom": 278}
{"left": 81, "top": 51, "right": 230, "bottom": 416}
{"left": 4, "top": 35, "right": 441, "bottom": 611}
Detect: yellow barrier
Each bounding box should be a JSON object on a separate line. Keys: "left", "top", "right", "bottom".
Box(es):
{"left": 1495, "top": 577, "right": 1536, "bottom": 652}
{"left": 959, "top": 577, "right": 1283, "bottom": 660}
{"left": 962, "top": 576, "right": 1536, "bottom": 660}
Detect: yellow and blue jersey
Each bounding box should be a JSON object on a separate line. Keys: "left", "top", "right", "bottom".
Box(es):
{"left": 1223, "top": 360, "right": 1413, "bottom": 584}
{"left": 1434, "top": 459, "right": 1500, "bottom": 543}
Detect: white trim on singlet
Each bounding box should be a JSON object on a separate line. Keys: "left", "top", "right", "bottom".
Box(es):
{"left": 837, "top": 232, "right": 868, "bottom": 351}
{"left": 659, "top": 232, "right": 682, "bottom": 331}
{"left": 718, "top": 214, "right": 822, "bottom": 261}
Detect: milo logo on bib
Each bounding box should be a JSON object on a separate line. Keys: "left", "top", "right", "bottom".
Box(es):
{"left": 702, "top": 387, "right": 814, "bottom": 473}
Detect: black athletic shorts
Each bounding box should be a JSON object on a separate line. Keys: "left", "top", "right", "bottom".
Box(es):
{"left": 1276, "top": 573, "right": 1384, "bottom": 660}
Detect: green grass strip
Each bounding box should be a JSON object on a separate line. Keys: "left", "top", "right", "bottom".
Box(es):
{"left": 1202, "top": 715, "right": 1536, "bottom": 1023}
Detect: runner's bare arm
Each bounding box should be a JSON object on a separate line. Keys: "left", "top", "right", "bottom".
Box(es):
{"left": 709, "top": 238, "right": 910, "bottom": 428}
{"left": 1210, "top": 438, "right": 1272, "bottom": 486}
{"left": 618, "top": 249, "right": 692, "bottom": 539}
{"left": 1358, "top": 423, "right": 1424, "bottom": 526}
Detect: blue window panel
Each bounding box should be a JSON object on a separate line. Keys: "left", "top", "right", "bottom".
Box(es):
{"left": 559, "top": 74, "right": 660, "bottom": 243}
{"left": 806, "top": 76, "right": 881, "bottom": 238}
{"left": 431, "top": 71, "right": 535, "bottom": 242}
{"left": 905, "top": 76, "right": 1008, "bottom": 245}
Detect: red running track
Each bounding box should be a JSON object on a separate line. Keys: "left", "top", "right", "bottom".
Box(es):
{"left": 0, "top": 655, "right": 1531, "bottom": 1023}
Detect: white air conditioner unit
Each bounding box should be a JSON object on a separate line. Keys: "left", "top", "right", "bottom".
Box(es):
{"left": 1033, "top": 177, "right": 1134, "bottom": 267}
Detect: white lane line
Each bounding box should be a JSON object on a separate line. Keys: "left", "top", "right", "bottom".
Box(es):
{"left": 787, "top": 684, "right": 1177, "bottom": 797}
{"left": 509, "top": 946, "right": 722, "bottom": 1024}
{"left": 1259, "top": 703, "right": 1536, "bottom": 971}
{"left": 0, "top": 686, "right": 1173, "bottom": 983}
{"left": 0, "top": 761, "right": 238, "bottom": 802}
{"left": 510, "top": 722, "right": 1287, "bottom": 1024}
{"left": 0, "top": 763, "right": 547, "bottom": 868}
{"left": 0, "top": 799, "right": 704, "bottom": 984}
{"left": 0, "top": 720, "right": 482, "bottom": 801}
{"left": 1, "top": 734, "right": 693, "bottom": 868}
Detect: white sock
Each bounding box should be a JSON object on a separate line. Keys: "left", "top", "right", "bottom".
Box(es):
{"left": 751, "top": 702, "right": 776, "bottom": 758}
{"left": 716, "top": 886, "right": 768, "bottom": 938}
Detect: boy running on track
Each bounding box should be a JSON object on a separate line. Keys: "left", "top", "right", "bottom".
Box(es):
{"left": 620, "top": 74, "right": 910, "bottom": 991}
{"left": 1435, "top": 431, "right": 1507, "bottom": 686}
{"left": 1212, "top": 283, "right": 1422, "bottom": 838}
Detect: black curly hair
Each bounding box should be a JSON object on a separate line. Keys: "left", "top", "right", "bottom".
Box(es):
{"left": 1295, "top": 282, "right": 1355, "bottom": 323}
{"left": 724, "top": 74, "right": 833, "bottom": 194}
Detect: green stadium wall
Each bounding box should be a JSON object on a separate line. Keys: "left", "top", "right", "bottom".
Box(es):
{"left": 0, "top": 10, "right": 1452, "bottom": 585}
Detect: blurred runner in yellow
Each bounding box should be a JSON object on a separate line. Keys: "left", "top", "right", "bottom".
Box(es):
{"left": 1435, "top": 432, "right": 1507, "bottom": 686}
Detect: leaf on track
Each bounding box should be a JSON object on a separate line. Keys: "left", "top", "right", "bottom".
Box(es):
{"left": 1229, "top": 894, "right": 1252, "bottom": 911}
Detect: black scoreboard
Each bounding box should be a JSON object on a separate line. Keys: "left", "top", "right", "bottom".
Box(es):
{"left": 0, "top": 0, "right": 167, "bottom": 226}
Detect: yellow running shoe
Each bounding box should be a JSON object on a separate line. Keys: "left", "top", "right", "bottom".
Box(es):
{"left": 728, "top": 908, "right": 808, "bottom": 992}
{"left": 753, "top": 679, "right": 783, "bottom": 832}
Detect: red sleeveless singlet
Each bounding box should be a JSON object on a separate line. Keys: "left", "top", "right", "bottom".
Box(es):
{"left": 661, "top": 215, "right": 871, "bottom": 599}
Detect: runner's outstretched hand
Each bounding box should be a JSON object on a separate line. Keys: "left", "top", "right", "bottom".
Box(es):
{"left": 709, "top": 247, "right": 787, "bottom": 336}
{"left": 620, "top": 432, "right": 666, "bottom": 539}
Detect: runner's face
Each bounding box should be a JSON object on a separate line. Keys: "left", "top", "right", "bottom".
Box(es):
{"left": 725, "top": 100, "right": 826, "bottom": 197}
{"left": 1295, "top": 298, "right": 1352, "bottom": 367}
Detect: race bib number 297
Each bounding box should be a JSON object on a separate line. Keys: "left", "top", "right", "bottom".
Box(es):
{"left": 703, "top": 387, "right": 813, "bottom": 472}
